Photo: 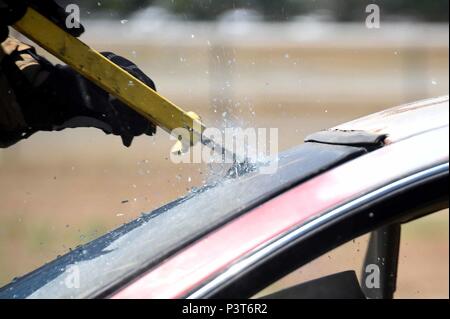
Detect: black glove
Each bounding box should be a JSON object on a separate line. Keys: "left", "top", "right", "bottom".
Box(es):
{"left": 0, "top": 0, "right": 84, "bottom": 42}
{"left": 52, "top": 52, "right": 157, "bottom": 147}
{"left": 1, "top": 2, "right": 154, "bottom": 147}
{"left": 2, "top": 45, "right": 157, "bottom": 147}
{"left": 11, "top": 50, "right": 157, "bottom": 147}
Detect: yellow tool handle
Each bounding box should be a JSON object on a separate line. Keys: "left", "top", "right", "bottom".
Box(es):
{"left": 13, "top": 7, "right": 205, "bottom": 146}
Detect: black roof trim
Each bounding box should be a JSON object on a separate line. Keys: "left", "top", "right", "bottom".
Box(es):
{"left": 305, "top": 130, "right": 387, "bottom": 151}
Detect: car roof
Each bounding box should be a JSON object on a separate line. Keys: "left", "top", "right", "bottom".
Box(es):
{"left": 0, "top": 141, "right": 369, "bottom": 299}
{"left": 1, "top": 96, "right": 447, "bottom": 299}
{"left": 332, "top": 95, "right": 449, "bottom": 144}
{"left": 113, "top": 124, "right": 449, "bottom": 299}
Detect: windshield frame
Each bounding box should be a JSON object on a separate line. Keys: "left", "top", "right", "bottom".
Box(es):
{"left": 0, "top": 141, "right": 369, "bottom": 299}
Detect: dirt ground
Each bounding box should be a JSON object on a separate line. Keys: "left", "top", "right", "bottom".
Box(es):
{"left": 0, "top": 23, "right": 448, "bottom": 297}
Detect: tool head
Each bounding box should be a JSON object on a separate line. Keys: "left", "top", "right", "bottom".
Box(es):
{"left": 170, "top": 111, "right": 204, "bottom": 155}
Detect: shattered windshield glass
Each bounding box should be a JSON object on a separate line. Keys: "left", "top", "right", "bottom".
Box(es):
{"left": 0, "top": 142, "right": 365, "bottom": 298}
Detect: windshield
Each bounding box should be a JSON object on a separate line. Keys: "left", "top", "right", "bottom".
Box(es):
{"left": 0, "top": 142, "right": 365, "bottom": 298}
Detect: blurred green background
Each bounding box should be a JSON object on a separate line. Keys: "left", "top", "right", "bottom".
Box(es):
{"left": 63, "top": 0, "right": 449, "bottom": 21}
{"left": 0, "top": 0, "right": 448, "bottom": 298}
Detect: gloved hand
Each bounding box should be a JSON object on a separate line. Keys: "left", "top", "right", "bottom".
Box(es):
{"left": 45, "top": 52, "right": 157, "bottom": 147}
{"left": 1, "top": 37, "right": 157, "bottom": 147}
{"left": 1, "top": 1, "right": 155, "bottom": 148}
{"left": 0, "top": 0, "right": 84, "bottom": 42}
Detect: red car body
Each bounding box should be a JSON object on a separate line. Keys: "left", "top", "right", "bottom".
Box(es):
{"left": 1, "top": 96, "right": 448, "bottom": 299}
{"left": 113, "top": 96, "right": 449, "bottom": 299}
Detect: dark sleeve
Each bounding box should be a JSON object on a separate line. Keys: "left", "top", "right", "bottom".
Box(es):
{"left": 0, "top": 51, "right": 30, "bottom": 147}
